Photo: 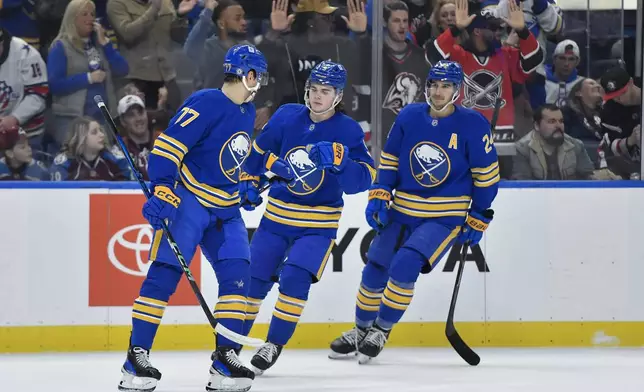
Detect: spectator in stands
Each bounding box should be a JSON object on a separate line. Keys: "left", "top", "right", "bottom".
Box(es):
{"left": 116, "top": 94, "right": 152, "bottom": 180}
{"left": 355, "top": 1, "right": 426, "bottom": 144}
{"left": 599, "top": 66, "right": 642, "bottom": 179}
{"left": 194, "top": 0, "right": 250, "bottom": 90}
{"left": 562, "top": 78, "right": 603, "bottom": 143}
{"left": 483, "top": 0, "right": 563, "bottom": 109}
{"left": 538, "top": 39, "right": 583, "bottom": 107}
{"left": 50, "top": 116, "right": 131, "bottom": 181}
{"left": 107, "top": 0, "right": 182, "bottom": 112}
{"left": 183, "top": 0, "right": 220, "bottom": 64}
{"left": 120, "top": 83, "right": 171, "bottom": 139}
{"left": 262, "top": 0, "right": 366, "bottom": 113}
{"left": 423, "top": 0, "right": 455, "bottom": 64}
{"left": 48, "top": 0, "right": 129, "bottom": 151}
{"left": 512, "top": 104, "right": 596, "bottom": 180}
{"left": 0, "top": 126, "right": 49, "bottom": 180}
{"left": 0, "top": 28, "right": 49, "bottom": 152}
{"left": 0, "top": 0, "right": 41, "bottom": 50}
{"left": 427, "top": 0, "right": 543, "bottom": 143}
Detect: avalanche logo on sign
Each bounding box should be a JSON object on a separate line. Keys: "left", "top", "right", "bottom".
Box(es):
{"left": 285, "top": 146, "right": 325, "bottom": 195}
{"left": 410, "top": 142, "right": 451, "bottom": 187}
{"left": 220, "top": 132, "right": 251, "bottom": 183}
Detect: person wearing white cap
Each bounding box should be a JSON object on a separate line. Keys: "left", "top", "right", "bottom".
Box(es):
{"left": 115, "top": 94, "right": 152, "bottom": 179}
{"left": 541, "top": 39, "right": 584, "bottom": 107}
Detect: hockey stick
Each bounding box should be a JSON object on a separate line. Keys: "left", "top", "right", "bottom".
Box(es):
{"left": 445, "top": 93, "right": 502, "bottom": 366}
{"left": 94, "top": 95, "right": 264, "bottom": 348}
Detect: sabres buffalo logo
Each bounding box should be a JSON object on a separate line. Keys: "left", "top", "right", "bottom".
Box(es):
{"left": 219, "top": 132, "right": 251, "bottom": 183}
{"left": 410, "top": 142, "right": 450, "bottom": 187}
{"left": 382, "top": 72, "right": 422, "bottom": 114}
{"left": 285, "top": 146, "right": 325, "bottom": 195}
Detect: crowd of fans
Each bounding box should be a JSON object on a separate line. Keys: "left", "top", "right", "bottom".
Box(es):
{"left": 0, "top": 0, "right": 640, "bottom": 181}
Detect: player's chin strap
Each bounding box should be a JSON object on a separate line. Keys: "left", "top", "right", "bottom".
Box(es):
{"left": 242, "top": 76, "right": 261, "bottom": 103}
{"left": 425, "top": 89, "right": 460, "bottom": 113}
{"left": 305, "top": 87, "right": 343, "bottom": 116}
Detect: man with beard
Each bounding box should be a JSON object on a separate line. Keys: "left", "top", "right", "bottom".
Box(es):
{"left": 116, "top": 94, "right": 153, "bottom": 180}
{"left": 512, "top": 103, "right": 594, "bottom": 180}
{"left": 354, "top": 1, "right": 427, "bottom": 145}
{"left": 427, "top": 0, "right": 543, "bottom": 145}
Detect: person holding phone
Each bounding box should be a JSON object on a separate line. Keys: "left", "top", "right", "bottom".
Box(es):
{"left": 47, "top": 0, "right": 129, "bottom": 152}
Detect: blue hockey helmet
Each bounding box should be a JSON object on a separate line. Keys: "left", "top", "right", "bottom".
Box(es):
{"left": 427, "top": 60, "right": 464, "bottom": 90}
{"left": 308, "top": 61, "right": 347, "bottom": 91}
{"left": 223, "top": 44, "right": 269, "bottom": 86}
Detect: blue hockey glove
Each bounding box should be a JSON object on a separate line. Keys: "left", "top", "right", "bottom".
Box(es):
{"left": 264, "top": 153, "right": 295, "bottom": 184}
{"left": 365, "top": 184, "right": 391, "bottom": 231}
{"left": 142, "top": 185, "right": 181, "bottom": 230}
{"left": 307, "top": 142, "right": 349, "bottom": 173}
{"left": 239, "top": 172, "right": 266, "bottom": 211}
{"left": 458, "top": 209, "right": 494, "bottom": 245}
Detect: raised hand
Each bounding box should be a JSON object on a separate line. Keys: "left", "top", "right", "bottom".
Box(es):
{"left": 455, "top": 0, "right": 476, "bottom": 30}
{"left": 502, "top": 0, "right": 525, "bottom": 31}
{"left": 271, "top": 0, "right": 295, "bottom": 32}
{"left": 341, "top": 0, "right": 367, "bottom": 33}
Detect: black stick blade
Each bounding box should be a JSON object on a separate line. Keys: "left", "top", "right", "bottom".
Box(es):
{"left": 446, "top": 323, "right": 480, "bottom": 366}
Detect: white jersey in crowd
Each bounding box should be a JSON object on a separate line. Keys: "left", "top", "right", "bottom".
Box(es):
{"left": 0, "top": 36, "right": 48, "bottom": 137}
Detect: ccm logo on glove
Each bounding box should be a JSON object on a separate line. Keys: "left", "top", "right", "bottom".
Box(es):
{"left": 154, "top": 186, "right": 181, "bottom": 208}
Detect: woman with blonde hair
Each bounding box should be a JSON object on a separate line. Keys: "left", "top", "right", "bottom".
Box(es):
{"left": 50, "top": 116, "right": 131, "bottom": 181}
{"left": 47, "top": 0, "right": 129, "bottom": 151}
{"left": 424, "top": 0, "right": 457, "bottom": 65}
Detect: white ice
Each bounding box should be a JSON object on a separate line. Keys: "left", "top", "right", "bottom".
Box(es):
{"left": 1, "top": 348, "right": 643, "bottom": 392}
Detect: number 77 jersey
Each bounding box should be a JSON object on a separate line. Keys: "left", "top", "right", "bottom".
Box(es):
{"left": 148, "top": 89, "right": 256, "bottom": 211}
{"left": 378, "top": 102, "right": 500, "bottom": 227}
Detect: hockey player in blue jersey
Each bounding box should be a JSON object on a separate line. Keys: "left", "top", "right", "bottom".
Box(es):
{"left": 238, "top": 61, "right": 376, "bottom": 375}
{"left": 329, "top": 60, "right": 500, "bottom": 363}
{"left": 118, "top": 44, "right": 278, "bottom": 392}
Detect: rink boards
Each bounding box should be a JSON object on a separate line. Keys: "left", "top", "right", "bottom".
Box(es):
{"left": 1, "top": 181, "right": 644, "bottom": 352}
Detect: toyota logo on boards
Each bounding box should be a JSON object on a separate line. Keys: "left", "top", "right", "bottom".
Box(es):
{"left": 108, "top": 224, "right": 154, "bottom": 277}
{"left": 89, "top": 193, "right": 200, "bottom": 307}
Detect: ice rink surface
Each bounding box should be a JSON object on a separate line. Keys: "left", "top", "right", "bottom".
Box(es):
{"left": 1, "top": 348, "right": 643, "bottom": 392}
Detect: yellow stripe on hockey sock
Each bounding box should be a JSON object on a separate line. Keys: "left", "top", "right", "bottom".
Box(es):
{"left": 275, "top": 300, "right": 305, "bottom": 316}
{"left": 132, "top": 303, "right": 165, "bottom": 317}
{"left": 357, "top": 289, "right": 382, "bottom": 306}
{"left": 273, "top": 309, "right": 300, "bottom": 323}
{"left": 381, "top": 296, "right": 409, "bottom": 311}
{"left": 278, "top": 294, "right": 306, "bottom": 306}
{"left": 214, "top": 311, "right": 246, "bottom": 321}
{"left": 132, "top": 312, "right": 162, "bottom": 325}
{"left": 136, "top": 296, "right": 168, "bottom": 307}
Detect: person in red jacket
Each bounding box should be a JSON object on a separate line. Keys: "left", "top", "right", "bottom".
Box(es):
{"left": 427, "top": 0, "right": 543, "bottom": 144}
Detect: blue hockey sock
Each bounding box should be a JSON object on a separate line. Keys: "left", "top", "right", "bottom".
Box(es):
{"left": 212, "top": 258, "right": 250, "bottom": 349}
{"left": 355, "top": 261, "right": 388, "bottom": 329}
{"left": 376, "top": 247, "right": 425, "bottom": 330}
{"left": 131, "top": 262, "right": 183, "bottom": 350}
{"left": 267, "top": 264, "right": 312, "bottom": 346}
{"left": 242, "top": 277, "right": 274, "bottom": 336}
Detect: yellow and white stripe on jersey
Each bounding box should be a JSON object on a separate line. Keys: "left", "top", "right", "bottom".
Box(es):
{"left": 263, "top": 197, "right": 343, "bottom": 229}
{"left": 151, "top": 134, "right": 188, "bottom": 167}
{"left": 179, "top": 165, "right": 240, "bottom": 208}
{"left": 379, "top": 151, "right": 399, "bottom": 171}
{"left": 391, "top": 191, "right": 471, "bottom": 218}
{"left": 471, "top": 162, "right": 500, "bottom": 188}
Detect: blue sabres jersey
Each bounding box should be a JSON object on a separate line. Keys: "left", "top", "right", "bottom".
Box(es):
{"left": 378, "top": 103, "right": 500, "bottom": 227}
{"left": 244, "top": 104, "right": 375, "bottom": 237}
{"left": 149, "top": 89, "right": 256, "bottom": 213}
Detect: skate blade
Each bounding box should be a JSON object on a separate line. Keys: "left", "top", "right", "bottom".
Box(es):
{"left": 118, "top": 372, "right": 158, "bottom": 392}
{"left": 207, "top": 370, "right": 253, "bottom": 392}
{"left": 357, "top": 353, "right": 374, "bottom": 365}
{"left": 328, "top": 351, "right": 358, "bottom": 360}
{"left": 250, "top": 365, "right": 265, "bottom": 376}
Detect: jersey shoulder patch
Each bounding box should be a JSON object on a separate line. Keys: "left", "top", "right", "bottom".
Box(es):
{"left": 53, "top": 153, "right": 68, "bottom": 166}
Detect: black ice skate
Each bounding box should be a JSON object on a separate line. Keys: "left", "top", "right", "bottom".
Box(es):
{"left": 250, "top": 342, "right": 283, "bottom": 376}
{"left": 118, "top": 346, "right": 162, "bottom": 392}
{"left": 357, "top": 325, "right": 390, "bottom": 365}
{"left": 328, "top": 326, "right": 367, "bottom": 359}
{"left": 207, "top": 347, "right": 255, "bottom": 392}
